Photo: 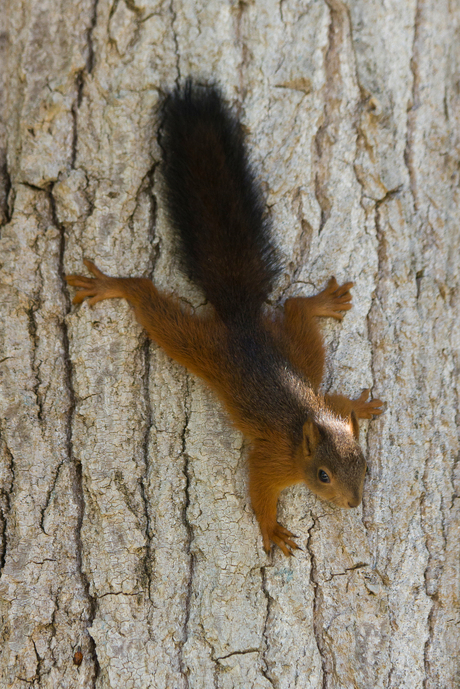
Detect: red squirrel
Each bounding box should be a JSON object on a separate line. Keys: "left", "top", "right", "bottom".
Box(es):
{"left": 66, "top": 81, "right": 383, "bottom": 555}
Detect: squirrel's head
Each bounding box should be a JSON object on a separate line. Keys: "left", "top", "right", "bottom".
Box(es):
{"left": 300, "top": 413, "right": 366, "bottom": 508}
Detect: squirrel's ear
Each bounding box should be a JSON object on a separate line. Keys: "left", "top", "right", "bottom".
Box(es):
{"left": 303, "top": 418, "right": 321, "bottom": 456}
{"left": 349, "top": 410, "right": 359, "bottom": 439}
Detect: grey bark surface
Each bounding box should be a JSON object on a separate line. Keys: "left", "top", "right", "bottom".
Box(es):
{"left": 0, "top": 0, "right": 459, "bottom": 687}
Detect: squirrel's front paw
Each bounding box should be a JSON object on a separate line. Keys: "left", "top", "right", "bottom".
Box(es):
{"left": 66, "top": 260, "right": 115, "bottom": 305}
{"left": 261, "top": 522, "right": 300, "bottom": 557}
{"left": 352, "top": 389, "right": 384, "bottom": 419}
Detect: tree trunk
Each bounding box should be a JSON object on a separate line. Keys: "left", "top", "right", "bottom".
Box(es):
{"left": 1, "top": 1, "right": 459, "bottom": 687}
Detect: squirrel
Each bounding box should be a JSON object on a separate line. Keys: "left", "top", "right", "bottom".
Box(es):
{"left": 66, "top": 80, "right": 383, "bottom": 556}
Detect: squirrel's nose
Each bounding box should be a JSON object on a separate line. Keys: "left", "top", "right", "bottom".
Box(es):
{"left": 348, "top": 497, "right": 360, "bottom": 508}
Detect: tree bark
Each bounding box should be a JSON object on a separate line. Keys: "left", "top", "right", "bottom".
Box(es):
{"left": 0, "top": 1, "right": 459, "bottom": 687}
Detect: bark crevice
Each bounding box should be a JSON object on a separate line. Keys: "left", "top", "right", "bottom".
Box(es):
{"left": 306, "top": 513, "right": 328, "bottom": 689}
{"left": 178, "top": 377, "right": 193, "bottom": 688}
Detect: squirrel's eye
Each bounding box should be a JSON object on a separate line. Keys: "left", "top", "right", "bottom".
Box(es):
{"left": 318, "top": 469, "right": 330, "bottom": 483}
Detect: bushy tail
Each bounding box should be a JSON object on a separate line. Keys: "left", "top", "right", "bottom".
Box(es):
{"left": 161, "top": 80, "right": 280, "bottom": 322}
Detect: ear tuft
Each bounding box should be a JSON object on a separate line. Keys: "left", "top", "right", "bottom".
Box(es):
{"left": 303, "top": 418, "right": 321, "bottom": 456}
{"left": 349, "top": 410, "right": 360, "bottom": 439}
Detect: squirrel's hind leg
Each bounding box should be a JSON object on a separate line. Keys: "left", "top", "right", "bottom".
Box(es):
{"left": 66, "top": 260, "right": 223, "bottom": 380}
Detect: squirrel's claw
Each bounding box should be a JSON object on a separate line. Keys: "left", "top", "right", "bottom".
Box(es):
{"left": 316, "top": 277, "right": 354, "bottom": 320}
{"left": 263, "top": 523, "right": 301, "bottom": 556}
{"left": 352, "top": 389, "right": 385, "bottom": 418}
{"left": 83, "top": 259, "right": 106, "bottom": 278}
{"left": 66, "top": 260, "right": 115, "bottom": 306}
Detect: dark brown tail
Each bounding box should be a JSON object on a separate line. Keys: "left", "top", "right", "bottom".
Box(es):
{"left": 161, "top": 79, "right": 280, "bottom": 322}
